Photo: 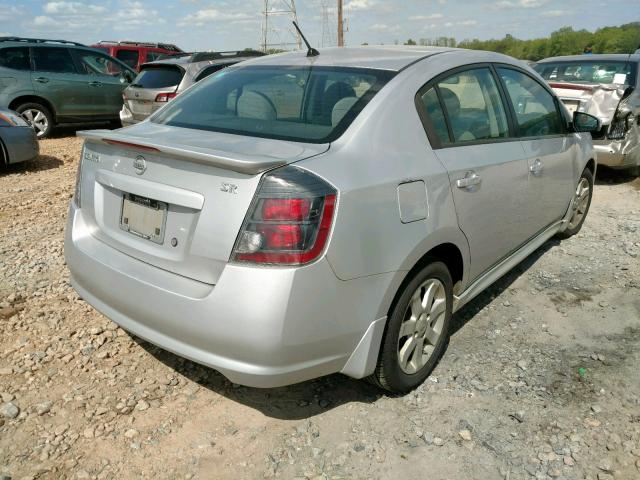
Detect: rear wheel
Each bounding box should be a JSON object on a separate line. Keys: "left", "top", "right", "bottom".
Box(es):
{"left": 556, "top": 168, "right": 593, "bottom": 239}
{"left": 369, "top": 261, "right": 453, "bottom": 393}
{"left": 15, "top": 103, "right": 53, "bottom": 139}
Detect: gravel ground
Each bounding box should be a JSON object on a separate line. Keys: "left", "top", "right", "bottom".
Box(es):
{"left": 0, "top": 134, "right": 639, "bottom": 480}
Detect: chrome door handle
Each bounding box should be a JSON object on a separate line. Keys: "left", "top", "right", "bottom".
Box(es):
{"left": 88, "top": 81, "right": 103, "bottom": 87}
{"left": 34, "top": 77, "right": 49, "bottom": 83}
{"left": 530, "top": 158, "right": 543, "bottom": 175}
{"left": 456, "top": 172, "right": 482, "bottom": 189}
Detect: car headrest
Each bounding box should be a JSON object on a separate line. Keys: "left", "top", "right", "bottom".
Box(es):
{"left": 439, "top": 87, "right": 460, "bottom": 116}
{"left": 331, "top": 97, "right": 358, "bottom": 127}
{"left": 237, "top": 90, "right": 276, "bottom": 121}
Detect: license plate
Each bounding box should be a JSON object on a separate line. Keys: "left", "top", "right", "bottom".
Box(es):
{"left": 119, "top": 193, "right": 167, "bottom": 244}
{"left": 562, "top": 100, "right": 580, "bottom": 114}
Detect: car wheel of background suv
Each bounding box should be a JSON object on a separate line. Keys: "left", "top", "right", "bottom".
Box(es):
{"left": 16, "top": 103, "right": 53, "bottom": 139}
{"left": 556, "top": 167, "right": 593, "bottom": 239}
{"left": 369, "top": 260, "right": 453, "bottom": 393}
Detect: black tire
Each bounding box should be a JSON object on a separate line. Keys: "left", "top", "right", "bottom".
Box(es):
{"left": 109, "top": 119, "right": 122, "bottom": 130}
{"left": 556, "top": 167, "right": 593, "bottom": 239}
{"left": 629, "top": 165, "right": 640, "bottom": 178}
{"left": 15, "top": 102, "right": 53, "bottom": 139}
{"left": 369, "top": 260, "right": 453, "bottom": 393}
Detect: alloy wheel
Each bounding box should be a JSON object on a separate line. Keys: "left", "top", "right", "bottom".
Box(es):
{"left": 397, "top": 278, "right": 447, "bottom": 374}
{"left": 568, "top": 177, "right": 590, "bottom": 230}
{"left": 21, "top": 109, "right": 49, "bottom": 137}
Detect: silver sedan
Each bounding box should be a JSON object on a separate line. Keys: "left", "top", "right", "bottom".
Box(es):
{"left": 0, "top": 109, "right": 39, "bottom": 165}
{"left": 65, "top": 47, "right": 599, "bottom": 392}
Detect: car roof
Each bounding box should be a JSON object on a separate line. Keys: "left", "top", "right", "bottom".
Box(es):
{"left": 235, "top": 46, "right": 462, "bottom": 71}
{"left": 537, "top": 54, "right": 640, "bottom": 63}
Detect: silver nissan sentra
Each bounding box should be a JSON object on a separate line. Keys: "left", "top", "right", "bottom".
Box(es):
{"left": 65, "top": 46, "right": 599, "bottom": 392}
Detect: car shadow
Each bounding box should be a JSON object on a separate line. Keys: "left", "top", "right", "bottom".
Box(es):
{"left": 1, "top": 154, "right": 63, "bottom": 175}
{"left": 135, "top": 239, "right": 558, "bottom": 420}
{"left": 595, "top": 166, "right": 639, "bottom": 186}
{"left": 135, "top": 337, "right": 382, "bottom": 420}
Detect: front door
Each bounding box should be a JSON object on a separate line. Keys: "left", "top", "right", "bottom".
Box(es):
{"left": 417, "top": 66, "right": 530, "bottom": 281}
{"left": 496, "top": 67, "right": 575, "bottom": 232}
{"left": 72, "top": 49, "right": 131, "bottom": 118}
{"left": 31, "top": 46, "right": 92, "bottom": 118}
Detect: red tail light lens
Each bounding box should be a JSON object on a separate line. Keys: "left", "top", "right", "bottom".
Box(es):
{"left": 262, "top": 198, "right": 311, "bottom": 221}
{"left": 231, "top": 166, "right": 337, "bottom": 266}
{"left": 155, "top": 92, "right": 177, "bottom": 102}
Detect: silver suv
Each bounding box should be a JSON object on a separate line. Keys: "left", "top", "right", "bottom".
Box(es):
{"left": 65, "top": 47, "right": 599, "bottom": 392}
{"left": 120, "top": 50, "right": 264, "bottom": 126}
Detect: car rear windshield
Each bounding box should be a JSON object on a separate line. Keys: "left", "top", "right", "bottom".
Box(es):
{"left": 151, "top": 65, "right": 395, "bottom": 143}
{"left": 534, "top": 60, "right": 637, "bottom": 86}
{"left": 132, "top": 66, "right": 184, "bottom": 89}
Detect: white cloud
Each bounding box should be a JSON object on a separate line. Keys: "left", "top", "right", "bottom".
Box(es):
{"left": 495, "top": 0, "right": 550, "bottom": 8}
{"left": 540, "top": 9, "right": 570, "bottom": 17}
{"left": 409, "top": 13, "right": 444, "bottom": 21}
{"left": 43, "top": 2, "right": 107, "bottom": 15}
{"left": 0, "top": 4, "right": 26, "bottom": 22}
{"left": 178, "top": 8, "right": 254, "bottom": 27}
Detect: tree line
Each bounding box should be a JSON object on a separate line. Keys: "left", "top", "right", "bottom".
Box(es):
{"left": 400, "top": 22, "right": 640, "bottom": 60}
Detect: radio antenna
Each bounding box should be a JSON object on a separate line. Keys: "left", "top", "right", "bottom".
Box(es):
{"left": 292, "top": 21, "right": 319, "bottom": 57}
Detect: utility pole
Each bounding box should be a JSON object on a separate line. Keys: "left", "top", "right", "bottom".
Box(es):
{"left": 337, "top": 0, "right": 344, "bottom": 47}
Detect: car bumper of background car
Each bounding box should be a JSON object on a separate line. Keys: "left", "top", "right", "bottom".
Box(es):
{"left": 1, "top": 126, "right": 39, "bottom": 164}
{"left": 593, "top": 136, "right": 640, "bottom": 169}
{"left": 119, "top": 105, "right": 139, "bottom": 127}
{"left": 64, "top": 202, "right": 391, "bottom": 388}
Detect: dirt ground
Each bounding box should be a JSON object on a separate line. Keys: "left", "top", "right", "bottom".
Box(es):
{"left": 0, "top": 133, "right": 639, "bottom": 480}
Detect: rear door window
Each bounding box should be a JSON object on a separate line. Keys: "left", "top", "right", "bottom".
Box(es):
{"left": 32, "top": 47, "right": 77, "bottom": 73}
{"left": 420, "top": 68, "right": 510, "bottom": 145}
{"left": 133, "top": 66, "right": 184, "bottom": 88}
{"left": 497, "top": 67, "right": 564, "bottom": 137}
{"left": 0, "top": 47, "right": 31, "bottom": 71}
{"left": 115, "top": 49, "right": 139, "bottom": 69}
{"left": 195, "top": 63, "right": 236, "bottom": 82}
{"left": 152, "top": 66, "right": 394, "bottom": 143}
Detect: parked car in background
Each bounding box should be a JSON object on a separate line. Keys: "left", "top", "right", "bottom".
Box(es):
{"left": 91, "top": 41, "right": 184, "bottom": 72}
{"left": 120, "top": 50, "right": 265, "bottom": 126}
{"left": 0, "top": 108, "right": 38, "bottom": 165}
{"left": 66, "top": 46, "right": 599, "bottom": 393}
{"left": 0, "top": 37, "right": 136, "bottom": 138}
{"left": 536, "top": 54, "right": 640, "bottom": 175}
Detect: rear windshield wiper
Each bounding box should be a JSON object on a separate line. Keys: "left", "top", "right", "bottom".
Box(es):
{"left": 129, "top": 83, "right": 143, "bottom": 88}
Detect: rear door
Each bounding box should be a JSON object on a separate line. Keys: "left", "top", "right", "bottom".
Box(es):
{"left": 31, "top": 46, "right": 92, "bottom": 118}
{"left": 72, "top": 49, "right": 131, "bottom": 117}
{"left": 496, "top": 67, "right": 575, "bottom": 232}
{"left": 417, "top": 66, "right": 530, "bottom": 281}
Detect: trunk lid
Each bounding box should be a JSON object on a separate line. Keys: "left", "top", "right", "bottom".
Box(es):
{"left": 77, "top": 122, "right": 329, "bottom": 284}
{"left": 548, "top": 81, "right": 627, "bottom": 126}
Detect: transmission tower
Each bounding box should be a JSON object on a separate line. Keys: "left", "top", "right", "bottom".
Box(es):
{"left": 261, "top": 0, "right": 303, "bottom": 52}
{"left": 320, "top": 0, "right": 336, "bottom": 47}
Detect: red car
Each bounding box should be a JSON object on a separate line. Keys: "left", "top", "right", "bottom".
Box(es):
{"left": 90, "top": 41, "right": 184, "bottom": 71}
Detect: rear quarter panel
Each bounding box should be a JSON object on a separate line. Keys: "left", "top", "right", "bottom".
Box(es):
{"left": 300, "top": 53, "right": 473, "bottom": 316}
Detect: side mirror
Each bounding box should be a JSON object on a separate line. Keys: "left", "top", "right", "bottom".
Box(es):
{"left": 572, "top": 111, "right": 600, "bottom": 133}
{"left": 122, "top": 70, "right": 134, "bottom": 83}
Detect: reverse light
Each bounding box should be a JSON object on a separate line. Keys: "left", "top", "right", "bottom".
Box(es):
{"left": 155, "top": 92, "right": 177, "bottom": 102}
{"left": 231, "top": 166, "right": 337, "bottom": 266}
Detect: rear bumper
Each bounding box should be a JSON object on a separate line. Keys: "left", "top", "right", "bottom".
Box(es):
{"left": 1, "top": 126, "right": 39, "bottom": 164}
{"left": 64, "top": 202, "right": 390, "bottom": 387}
{"left": 593, "top": 137, "right": 640, "bottom": 169}
{"left": 119, "top": 105, "right": 140, "bottom": 127}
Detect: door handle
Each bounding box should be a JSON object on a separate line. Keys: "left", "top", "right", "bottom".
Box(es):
{"left": 34, "top": 77, "right": 49, "bottom": 84}
{"left": 88, "top": 81, "right": 103, "bottom": 87}
{"left": 529, "top": 158, "right": 543, "bottom": 175}
{"left": 456, "top": 171, "right": 482, "bottom": 189}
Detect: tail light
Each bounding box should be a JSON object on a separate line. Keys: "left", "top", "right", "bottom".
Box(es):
{"left": 155, "top": 92, "right": 177, "bottom": 102}
{"left": 231, "top": 166, "right": 337, "bottom": 266}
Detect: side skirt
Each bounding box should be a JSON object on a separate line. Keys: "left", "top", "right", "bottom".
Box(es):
{"left": 452, "top": 220, "right": 563, "bottom": 313}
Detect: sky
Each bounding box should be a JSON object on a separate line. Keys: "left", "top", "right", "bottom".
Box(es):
{"left": 0, "top": 0, "right": 637, "bottom": 52}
